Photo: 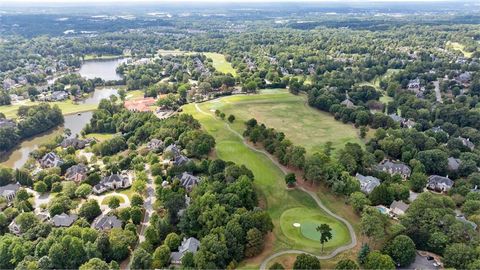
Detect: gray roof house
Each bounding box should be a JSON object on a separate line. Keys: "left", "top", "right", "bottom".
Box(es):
{"left": 355, "top": 173, "right": 381, "bottom": 194}
{"left": 458, "top": 137, "right": 475, "bottom": 150}
{"left": 65, "top": 164, "right": 88, "bottom": 183}
{"left": 147, "top": 138, "right": 164, "bottom": 151}
{"left": 92, "top": 214, "right": 123, "bottom": 230}
{"left": 93, "top": 173, "right": 131, "bottom": 194}
{"left": 51, "top": 91, "right": 69, "bottom": 101}
{"left": 427, "top": 175, "right": 454, "bottom": 193}
{"left": 8, "top": 220, "right": 21, "bottom": 235}
{"left": 40, "top": 152, "right": 64, "bottom": 168}
{"left": 0, "top": 118, "right": 16, "bottom": 129}
{"left": 0, "top": 182, "right": 21, "bottom": 202}
{"left": 456, "top": 215, "right": 478, "bottom": 230}
{"left": 448, "top": 157, "right": 461, "bottom": 171}
{"left": 174, "top": 155, "right": 190, "bottom": 167}
{"left": 60, "top": 137, "right": 87, "bottom": 149}
{"left": 51, "top": 213, "right": 78, "bottom": 227}
{"left": 171, "top": 237, "right": 201, "bottom": 264}
{"left": 179, "top": 172, "right": 200, "bottom": 192}
{"left": 389, "top": 113, "right": 404, "bottom": 123}
{"left": 390, "top": 200, "right": 409, "bottom": 216}
{"left": 341, "top": 99, "right": 356, "bottom": 108}
{"left": 165, "top": 144, "right": 181, "bottom": 158}
{"left": 375, "top": 160, "right": 411, "bottom": 179}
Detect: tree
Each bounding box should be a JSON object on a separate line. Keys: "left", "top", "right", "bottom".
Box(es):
{"left": 409, "top": 172, "right": 427, "bottom": 193}
{"left": 131, "top": 193, "right": 144, "bottom": 207}
{"left": 285, "top": 173, "right": 296, "bottom": 187}
{"left": 369, "top": 184, "right": 394, "bottom": 206}
{"left": 316, "top": 223, "right": 333, "bottom": 252}
{"left": 109, "top": 228, "right": 137, "bottom": 262}
{"left": 130, "top": 206, "right": 143, "bottom": 225}
{"left": 75, "top": 184, "right": 92, "bottom": 198}
{"left": 357, "top": 243, "right": 370, "bottom": 265}
{"left": 131, "top": 248, "right": 152, "bottom": 269}
{"left": 417, "top": 149, "right": 448, "bottom": 175}
{"left": 361, "top": 206, "right": 387, "bottom": 242}
{"left": 165, "top": 232, "right": 181, "bottom": 251}
{"left": 335, "top": 259, "right": 359, "bottom": 269}
{"left": 107, "top": 196, "right": 121, "bottom": 209}
{"left": 34, "top": 181, "right": 48, "bottom": 193}
{"left": 364, "top": 251, "right": 395, "bottom": 270}
{"left": 152, "top": 245, "right": 171, "bottom": 268}
{"left": 348, "top": 192, "right": 371, "bottom": 213}
{"left": 181, "top": 252, "right": 195, "bottom": 268}
{"left": 227, "top": 115, "right": 235, "bottom": 123}
{"left": 443, "top": 243, "right": 476, "bottom": 269}
{"left": 79, "top": 258, "right": 109, "bottom": 270}
{"left": 384, "top": 235, "right": 416, "bottom": 267}
{"left": 245, "top": 228, "right": 264, "bottom": 257}
{"left": 269, "top": 262, "right": 285, "bottom": 270}
{"left": 293, "top": 254, "right": 321, "bottom": 270}
{"left": 79, "top": 199, "right": 101, "bottom": 222}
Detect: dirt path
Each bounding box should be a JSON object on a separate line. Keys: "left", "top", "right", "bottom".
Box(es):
{"left": 194, "top": 103, "right": 358, "bottom": 269}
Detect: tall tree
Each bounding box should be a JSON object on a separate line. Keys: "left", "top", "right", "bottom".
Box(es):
{"left": 316, "top": 223, "right": 333, "bottom": 252}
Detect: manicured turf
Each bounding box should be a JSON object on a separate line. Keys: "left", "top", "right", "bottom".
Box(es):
{"left": 193, "top": 89, "right": 363, "bottom": 155}
{"left": 84, "top": 133, "right": 115, "bottom": 142}
{"left": 183, "top": 102, "right": 353, "bottom": 256}
{"left": 125, "top": 90, "right": 145, "bottom": 100}
{"left": 280, "top": 207, "right": 350, "bottom": 249}
{"left": 101, "top": 195, "right": 126, "bottom": 205}
{"left": 203, "top": 52, "right": 237, "bottom": 76}
{"left": 0, "top": 100, "right": 98, "bottom": 119}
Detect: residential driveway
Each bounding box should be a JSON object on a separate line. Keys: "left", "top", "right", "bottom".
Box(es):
{"left": 138, "top": 164, "right": 156, "bottom": 243}
{"left": 400, "top": 253, "right": 438, "bottom": 270}
{"left": 25, "top": 188, "right": 52, "bottom": 213}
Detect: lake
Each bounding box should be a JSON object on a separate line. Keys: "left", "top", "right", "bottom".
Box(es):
{"left": 0, "top": 112, "right": 93, "bottom": 169}
{"left": 79, "top": 58, "right": 127, "bottom": 81}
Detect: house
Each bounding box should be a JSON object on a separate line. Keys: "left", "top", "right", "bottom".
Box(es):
{"left": 448, "top": 157, "right": 461, "bottom": 171}
{"left": 341, "top": 99, "right": 355, "bottom": 108}
{"left": 147, "top": 138, "right": 164, "bottom": 152}
{"left": 427, "top": 175, "right": 454, "bottom": 193}
{"left": 390, "top": 200, "right": 409, "bottom": 216}
{"left": 456, "top": 72, "right": 472, "bottom": 84}
{"left": 51, "top": 213, "right": 78, "bottom": 227}
{"left": 355, "top": 173, "right": 381, "bottom": 194}
{"left": 431, "top": 126, "right": 446, "bottom": 134}
{"left": 458, "top": 136, "right": 475, "bottom": 150}
{"left": 0, "top": 118, "right": 16, "bottom": 129}
{"left": 375, "top": 160, "right": 411, "bottom": 179}
{"left": 60, "top": 137, "right": 87, "bottom": 149}
{"left": 456, "top": 215, "right": 478, "bottom": 230}
{"left": 389, "top": 113, "right": 404, "bottom": 123}
{"left": 51, "top": 91, "right": 69, "bottom": 101}
{"left": 8, "top": 220, "right": 21, "bottom": 235}
{"left": 92, "top": 214, "right": 123, "bottom": 230}
{"left": 165, "top": 144, "right": 181, "bottom": 158}
{"left": 174, "top": 155, "right": 190, "bottom": 167}
{"left": 402, "top": 119, "right": 416, "bottom": 129}
{"left": 408, "top": 78, "right": 420, "bottom": 91}
{"left": 93, "top": 173, "right": 131, "bottom": 194}
{"left": 40, "top": 152, "right": 64, "bottom": 168}
{"left": 0, "top": 182, "right": 21, "bottom": 202}
{"left": 179, "top": 172, "right": 200, "bottom": 192}
{"left": 171, "top": 237, "right": 201, "bottom": 264}
{"left": 3, "top": 78, "right": 16, "bottom": 90}
{"left": 65, "top": 164, "right": 88, "bottom": 183}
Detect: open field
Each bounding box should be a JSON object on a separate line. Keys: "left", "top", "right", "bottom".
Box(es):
{"left": 0, "top": 100, "right": 98, "bottom": 119}
{"left": 194, "top": 89, "right": 363, "bottom": 155}
{"left": 447, "top": 41, "right": 474, "bottom": 58}
{"left": 125, "top": 90, "right": 145, "bottom": 100}
{"left": 203, "top": 52, "right": 237, "bottom": 76}
{"left": 84, "top": 133, "right": 115, "bottom": 142}
{"left": 183, "top": 101, "right": 355, "bottom": 267}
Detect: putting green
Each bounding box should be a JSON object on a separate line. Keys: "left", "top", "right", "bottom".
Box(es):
{"left": 280, "top": 207, "right": 350, "bottom": 249}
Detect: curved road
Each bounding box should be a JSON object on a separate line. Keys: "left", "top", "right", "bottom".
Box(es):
{"left": 194, "top": 103, "right": 358, "bottom": 269}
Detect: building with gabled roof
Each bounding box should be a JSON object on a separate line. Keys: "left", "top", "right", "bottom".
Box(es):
{"left": 40, "top": 152, "right": 64, "bottom": 168}
{"left": 375, "top": 160, "right": 411, "bottom": 179}
{"left": 355, "top": 173, "right": 381, "bottom": 194}
{"left": 51, "top": 213, "right": 78, "bottom": 227}
{"left": 65, "top": 164, "right": 88, "bottom": 183}
{"left": 92, "top": 214, "right": 123, "bottom": 230}
{"left": 179, "top": 172, "right": 200, "bottom": 192}
{"left": 427, "top": 175, "right": 454, "bottom": 193}
{"left": 171, "top": 237, "right": 201, "bottom": 264}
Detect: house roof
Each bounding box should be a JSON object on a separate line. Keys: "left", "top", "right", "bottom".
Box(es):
{"left": 389, "top": 113, "right": 404, "bottom": 123}
{"left": 341, "top": 99, "right": 355, "bottom": 108}
{"left": 0, "top": 183, "right": 21, "bottom": 198}
{"left": 92, "top": 214, "right": 123, "bottom": 230}
{"left": 165, "top": 144, "right": 181, "bottom": 157}
{"left": 52, "top": 213, "right": 78, "bottom": 227}
{"left": 458, "top": 136, "right": 475, "bottom": 150}
{"left": 428, "top": 175, "right": 454, "bottom": 188}
{"left": 40, "top": 152, "right": 64, "bottom": 167}
{"left": 179, "top": 237, "right": 200, "bottom": 254}
{"left": 375, "top": 160, "right": 411, "bottom": 176}
{"left": 180, "top": 172, "right": 199, "bottom": 190}
{"left": 65, "top": 164, "right": 88, "bottom": 180}
{"left": 147, "top": 138, "right": 164, "bottom": 150}
{"left": 390, "top": 200, "right": 409, "bottom": 213}
{"left": 447, "top": 157, "right": 461, "bottom": 171}
{"left": 355, "top": 173, "right": 381, "bottom": 194}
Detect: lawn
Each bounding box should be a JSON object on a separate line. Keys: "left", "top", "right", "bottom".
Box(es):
{"left": 183, "top": 102, "right": 354, "bottom": 264}
{"left": 0, "top": 100, "right": 98, "bottom": 119}
{"left": 447, "top": 41, "right": 474, "bottom": 58}
{"left": 204, "top": 52, "right": 237, "bottom": 76}
{"left": 84, "top": 133, "right": 115, "bottom": 142}
{"left": 280, "top": 207, "right": 350, "bottom": 249}
{"left": 125, "top": 90, "right": 145, "bottom": 100}
{"left": 101, "top": 195, "right": 126, "bottom": 205}
{"left": 194, "top": 89, "right": 363, "bottom": 155}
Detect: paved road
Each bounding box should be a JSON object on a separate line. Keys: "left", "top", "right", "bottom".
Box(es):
{"left": 137, "top": 164, "right": 156, "bottom": 243}
{"left": 194, "top": 103, "right": 358, "bottom": 269}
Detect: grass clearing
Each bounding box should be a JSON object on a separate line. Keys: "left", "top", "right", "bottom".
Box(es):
{"left": 204, "top": 52, "right": 237, "bottom": 76}
{"left": 0, "top": 100, "right": 98, "bottom": 119}
{"left": 84, "top": 133, "right": 115, "bottom": 142}
{"left": 195, "top": 89, "right": 362, "bottom": 155}
{"left": 125, "top": 90, "right": 145, "bottom": 100}
{"left": 447, "top": 41, "right": 474, "bottom": 58}
{"left": 183, "top": 101, "right": 355, "bottom": 267}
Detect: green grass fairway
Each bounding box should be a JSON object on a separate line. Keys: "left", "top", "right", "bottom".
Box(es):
{"left": 0, "top": 100, "right": 98, "bottom": 119}
{"left": 204, "top": 52, "right": 237, "bottom": 76}
{"left": 280, "top": 208, "right": 350, "bottom": 249}
{"left": 183, "top": 102, "right": 353, "bottom": 258}
{"left": 193, "top": 89, "right": 362, "bottom": 155}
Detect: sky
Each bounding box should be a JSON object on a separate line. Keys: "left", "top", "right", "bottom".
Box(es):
{"left": 0, "top": 0, "right": 466, "bottom": 3}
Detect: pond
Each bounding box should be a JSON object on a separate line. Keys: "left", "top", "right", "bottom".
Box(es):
{"left": 81, "top": 87, "right": 119, "bottom": 104}
{"left": 79, "top": 58, "right": 127, "bottom": 81}
{"left": 0, "top": 112, "right": 94, "bottom": 169}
